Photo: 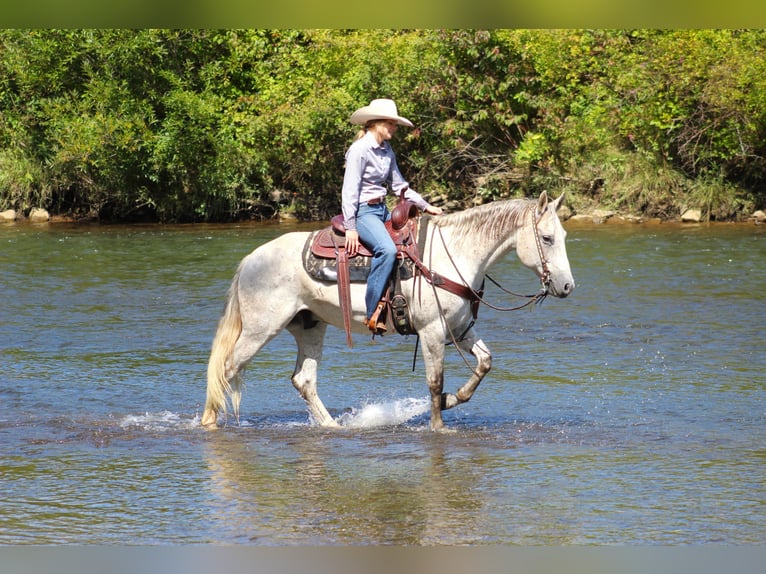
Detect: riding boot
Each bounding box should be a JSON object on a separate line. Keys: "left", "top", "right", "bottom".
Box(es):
{"left": 364, "top": 300, "right": 387, "bottom": 335}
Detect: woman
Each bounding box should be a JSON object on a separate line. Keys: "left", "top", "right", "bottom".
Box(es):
{"left": 341, "top": 98, "right": 443, "bottom": 334}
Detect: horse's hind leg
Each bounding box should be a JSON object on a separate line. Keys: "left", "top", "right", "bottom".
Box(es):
{"left": 221, "top": 326, "right": 276, "bottom": 423}
{"left": 287, "top": 313, "right": 339, "bottom": 427}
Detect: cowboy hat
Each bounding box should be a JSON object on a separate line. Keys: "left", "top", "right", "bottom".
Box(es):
{"left": 349, "top": 98, "right": 414, "bottom": 127}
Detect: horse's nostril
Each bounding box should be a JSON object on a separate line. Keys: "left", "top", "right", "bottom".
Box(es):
{"left": 563, "top": 282, "right": 573, "bottom": 294}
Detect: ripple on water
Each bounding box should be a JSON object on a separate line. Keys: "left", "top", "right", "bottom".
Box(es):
{"left": 1, "top": 223, "right": 764, "bottom": 545}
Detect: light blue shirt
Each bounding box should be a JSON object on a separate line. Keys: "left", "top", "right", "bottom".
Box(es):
{"left": 341, "top": 131, "right": 429, "bottom": 231}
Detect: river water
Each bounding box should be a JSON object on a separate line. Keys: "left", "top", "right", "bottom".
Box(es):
{"left": 0, "top": 219, "right": 764, "bottom": 546}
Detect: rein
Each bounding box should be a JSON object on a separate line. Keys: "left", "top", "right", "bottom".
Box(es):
{"left": 407, "top": 205, "right": 552, "bottom": 372}
{"left": 432, "top": 205, "right": 551, "bottom": 316}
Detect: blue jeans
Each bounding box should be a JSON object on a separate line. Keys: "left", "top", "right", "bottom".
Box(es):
{"left": 356, "top": 202, "right": 396, "bottom": 319}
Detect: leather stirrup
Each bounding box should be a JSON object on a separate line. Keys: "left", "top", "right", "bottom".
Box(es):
{"left": 365, "top": 300, "right": 387, "bottom": 335}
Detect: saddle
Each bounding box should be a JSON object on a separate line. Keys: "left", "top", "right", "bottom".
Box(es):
{"left": 309, "top": 202, "right": 419, "bottom": 260}
{"left": 306, "top": 200, "right": 420, "bottom": 347}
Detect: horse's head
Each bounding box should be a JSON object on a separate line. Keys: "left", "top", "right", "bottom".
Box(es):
{"left": 516, "top": 191, "right": 575, "bottom": 298}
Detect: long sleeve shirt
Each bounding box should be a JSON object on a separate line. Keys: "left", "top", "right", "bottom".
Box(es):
{"left": 341, "top": 131, "right": 430, "bottom": 231}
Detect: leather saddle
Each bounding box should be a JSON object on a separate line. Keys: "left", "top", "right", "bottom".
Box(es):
{"left": 309, "top": 200, "right": 419, "bottom": 260}
{"left": 305, "top": 200, "right": 420, "bottom": 347}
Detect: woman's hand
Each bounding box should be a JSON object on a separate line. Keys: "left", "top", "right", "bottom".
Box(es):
{"left": 345, "top": 229, "right": 360, "bottom": 256}
{"left": 425, "top": 205, "right": 443, "bottom": 215}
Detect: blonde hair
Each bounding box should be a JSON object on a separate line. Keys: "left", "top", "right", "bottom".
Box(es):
{"left": 354, "top": 119, "right": 390, "bottom": 142}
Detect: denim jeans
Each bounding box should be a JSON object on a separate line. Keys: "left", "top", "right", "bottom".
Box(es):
{"left": 356, "top": 202, "right": 396, "bottom": 319}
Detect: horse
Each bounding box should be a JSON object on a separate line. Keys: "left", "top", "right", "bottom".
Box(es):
{"left": 201, "top": 190, "right": 574, "bottom": 431}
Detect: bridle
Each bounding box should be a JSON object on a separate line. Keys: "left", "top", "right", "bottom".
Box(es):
{"left": 530, "top": 204, "right": 553, "bottom": 297}
{"left": 408, "top": 205, "right": 554, "bottom": 371}
{"left": 432, "top": 204, "right": 552, "bottom": 318}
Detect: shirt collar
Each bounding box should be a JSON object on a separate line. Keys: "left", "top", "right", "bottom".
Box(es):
{"left": 364, "top": 130, "right": 388, "bottom": 150}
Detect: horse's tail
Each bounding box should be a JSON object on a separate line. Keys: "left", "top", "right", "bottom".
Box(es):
{"left": 201, "top": 264, "right": 244, "bottom": 426}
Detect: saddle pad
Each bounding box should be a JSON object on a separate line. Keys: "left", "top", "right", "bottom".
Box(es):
{"left": 303, "top": 231, "right": 372, "bottom": 283}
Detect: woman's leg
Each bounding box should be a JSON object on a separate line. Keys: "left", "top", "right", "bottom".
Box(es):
{"left": 356, "top": 203, "right": 396, "bottom": 319}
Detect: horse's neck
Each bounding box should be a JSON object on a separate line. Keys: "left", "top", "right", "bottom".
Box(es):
{"left": 426, "top": 200, "right": 529, "bottom": 282}
{"left": 439, "top": 229, "right": 518, "bottom": 277}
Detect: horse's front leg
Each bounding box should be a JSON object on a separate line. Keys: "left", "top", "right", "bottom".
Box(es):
{"left": 441, "top": 330, "right": 492, "bottom": 411}
{"left": 419, "top": 329, "right": 448, "bottom": 431}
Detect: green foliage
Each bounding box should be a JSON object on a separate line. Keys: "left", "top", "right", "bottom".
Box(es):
{"left": 0, "top": 29, "right": 764, "bottom": 222}
{"left": 0, "top": 149, "right": 49, "bottom": 212}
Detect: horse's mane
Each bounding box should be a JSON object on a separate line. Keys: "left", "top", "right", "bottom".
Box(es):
{"left": 430, "top": 198, "right": 534, "bottom": 243}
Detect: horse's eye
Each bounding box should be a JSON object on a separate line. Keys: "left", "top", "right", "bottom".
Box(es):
{"left": 542, "top": 235, "right": 553, "bottom": 245}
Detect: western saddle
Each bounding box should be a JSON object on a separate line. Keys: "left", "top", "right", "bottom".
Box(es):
{"left": 306, "top": 198, "right": 479, "bottom": 348}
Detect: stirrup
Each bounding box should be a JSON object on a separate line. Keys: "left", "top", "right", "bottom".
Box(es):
{"left": 363, "top": 318, "right": 387, "bottom": 335}
{"left": 364, "top": 301, "right": 387, "bottom": 335}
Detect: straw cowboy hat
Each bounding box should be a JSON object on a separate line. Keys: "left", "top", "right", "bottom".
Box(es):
{"left": 349, "top": 98, "right": 414, "bottom": 127}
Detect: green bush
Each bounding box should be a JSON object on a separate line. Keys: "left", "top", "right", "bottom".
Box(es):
{"left": 0, "top": 149, "right": 50, "bottom": 213}
{"left": 0, "top": 29, "right": 764, "bottom": 222}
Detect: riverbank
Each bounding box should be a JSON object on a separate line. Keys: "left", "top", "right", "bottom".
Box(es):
{"left": 561, "top": 206, "right": 766, "bottom": 226}
{"left": 2, "top": 203, "right": 765, "bottom": 226}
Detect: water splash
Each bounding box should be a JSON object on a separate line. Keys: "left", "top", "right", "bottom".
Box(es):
{"left": 335, "top": 397, "right": 429, "bottom": 428}
{"left": 119, "top": 410, "right": 200, "bottom": 431}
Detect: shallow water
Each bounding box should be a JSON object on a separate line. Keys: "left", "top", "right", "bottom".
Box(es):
{"left": 0, "top": 220, "right": 764, "bottom": 545}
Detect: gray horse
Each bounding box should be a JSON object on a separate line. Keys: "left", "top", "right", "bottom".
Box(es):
{"left": 202, "top": 191, "right": 574, "bottom": 431}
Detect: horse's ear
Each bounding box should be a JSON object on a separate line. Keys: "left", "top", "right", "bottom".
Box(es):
{"left": 552, "top": 191, "right": 566, "bottom": 212}
{"left": 537, "top": 190, "right": 549, "bottom": 215}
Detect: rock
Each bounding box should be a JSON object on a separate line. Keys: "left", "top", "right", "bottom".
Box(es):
{"left": 0, "top": 209, "right": 17, "bottom": 222}
{"left": 269, "top": 189, "right": 294, "bottom": 204}
{"left": 28, "top": 207, "right": 50, "bottom": 223}
{"left": 268, "top": 189, "right": 283, "bottom": 203}
{"left": 681, "top": 208, "right": 702, "bottom": 222}
{"left": 753, "top": 210, "right": 765, "bottom": 223}
{"left": 557, "top": 204, "right": 572, "bottom": 220}
{"left": 591, "top": 209, "right": 615, "bottom": 224}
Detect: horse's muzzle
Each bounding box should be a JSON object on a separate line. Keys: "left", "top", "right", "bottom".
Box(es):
{"left": 550, "top": 279, "right": 575, "bottom": 298}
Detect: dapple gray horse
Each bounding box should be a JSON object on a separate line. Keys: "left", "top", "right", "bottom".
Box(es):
{"left": 202, "top": 191, "right": 574, "bottom": 431}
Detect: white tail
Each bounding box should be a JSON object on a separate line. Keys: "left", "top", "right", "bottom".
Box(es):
{"left": 201, "top": 266, "right": 243, "bottom": 426}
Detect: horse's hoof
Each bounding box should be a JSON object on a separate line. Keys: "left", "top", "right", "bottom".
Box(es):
{"left": 313, "top": 416, "right": 342, "bottom": 428}
{"left": 200, "top": 410, "right": 219, "bottom": 428}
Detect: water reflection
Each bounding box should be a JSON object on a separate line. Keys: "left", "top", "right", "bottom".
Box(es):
{"left": 202, "top": 427, "right": 489, "bottom": 545}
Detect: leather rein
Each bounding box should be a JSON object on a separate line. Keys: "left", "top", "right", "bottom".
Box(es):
{"left": 426, "top": 204, "right": 551, "bottom": 319}
{"left": 404, "top": 205, "right": 552, "bottom": 371}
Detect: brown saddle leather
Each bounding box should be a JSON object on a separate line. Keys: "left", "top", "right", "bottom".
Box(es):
{"left": 310, "top": 224, "right": 373, "bottom": 259}
{"left": 304, "top": 204, "right": 479, "bottom": 348}
{"left": 331, "top": 199, "right": 418, "bottom": 235}
{"left": 308, "top": 200, "right": 421, "bottom": 348}
{"left": 310, "top": 201, "right": 418, "bottom": 261}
